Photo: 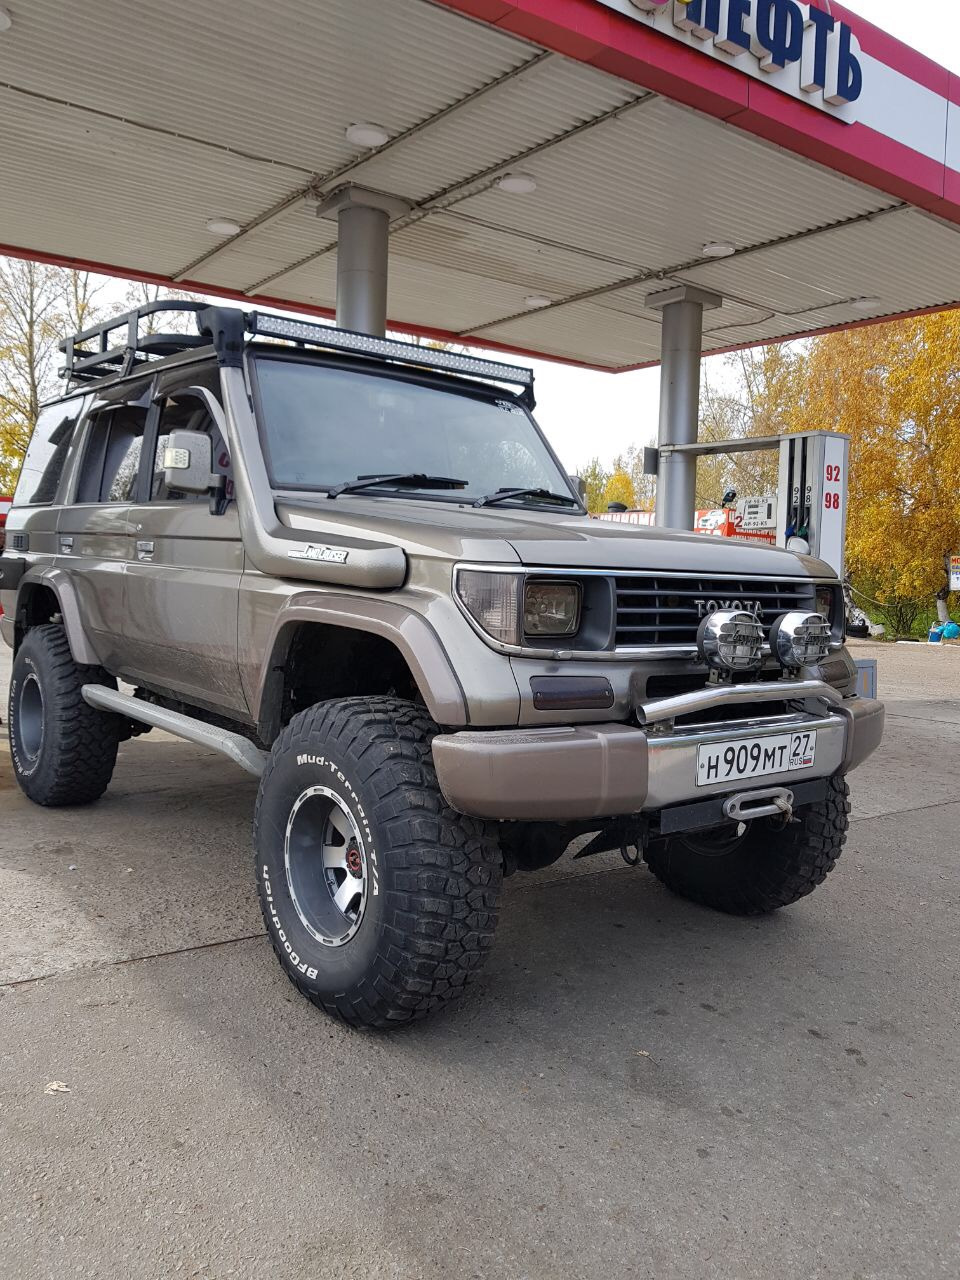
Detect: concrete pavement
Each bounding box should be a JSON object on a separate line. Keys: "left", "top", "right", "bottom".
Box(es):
{"left": 1, "top": 640, "right": 958, "bottom": 1279}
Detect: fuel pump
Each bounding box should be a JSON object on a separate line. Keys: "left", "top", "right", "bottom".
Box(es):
{"left": 653, "top": 430, "right": 851, "bottom": 579}
{"left": 777, "top": 431, "right": 850, "bottom": 578}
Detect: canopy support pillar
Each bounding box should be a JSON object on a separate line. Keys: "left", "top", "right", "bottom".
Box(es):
{"left": 317, "top": 185, "right": 411, "bottom": 337}
{"left": 647, "top": 285, "right": 722, "bottom": 530}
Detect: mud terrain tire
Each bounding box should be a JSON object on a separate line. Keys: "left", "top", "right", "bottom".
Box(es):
{"left": 254, "top": 696, "right": 503, "bottom": 1029}
{"left": 644, "top": 776, "right": 850, "bottom": 915}
{"left": 8, "top": 624, "right": 121, "bottom": 806}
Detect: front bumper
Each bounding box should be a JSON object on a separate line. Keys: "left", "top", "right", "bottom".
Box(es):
{"left": 432, "top": 682, "right": 884, "bottom": 822}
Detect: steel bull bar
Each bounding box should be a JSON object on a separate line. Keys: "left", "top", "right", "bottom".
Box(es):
{"left": 432, "top": 680, "right": 885, "bottom": 823}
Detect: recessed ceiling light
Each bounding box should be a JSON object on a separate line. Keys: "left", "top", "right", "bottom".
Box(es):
{"left": 851, "top": 296, "right": 882, "bottom": 312}
{"left": 702, "top": 241, "right": 736, "bottom": 259}
{"left": 0, "top": 8, "right": 11, "bottom": 32}
{"left": 523, "top": 295, "right": 552, "bottom": 309}
{"left": 497, "top": 173, "right": 538, "bottom": 195}
{"left": 345, "top": 122, "right": 390, "bottom": 149}
{"left": 206, "top": 218, "right": 241, "bottom": 236}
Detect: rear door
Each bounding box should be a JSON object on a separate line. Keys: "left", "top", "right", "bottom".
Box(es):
{"left": 121, "top": 383, "right": 247, "bottom": 716}
{"left": 57, "top": 398, "right": 149, "bottom": 668}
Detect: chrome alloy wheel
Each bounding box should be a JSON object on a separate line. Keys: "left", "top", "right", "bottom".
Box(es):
{"left": 284, "top": 785, "right": 368, "bottom": 947}
{"left": 18, "top": 672, "right": 45, "bottom": 762}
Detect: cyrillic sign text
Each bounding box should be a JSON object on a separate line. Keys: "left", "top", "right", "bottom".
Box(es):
{"left": 606, "top": 0, "right": 863, "bottom": 118}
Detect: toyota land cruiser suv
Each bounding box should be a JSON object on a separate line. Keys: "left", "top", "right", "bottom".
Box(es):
{"left": 0, "top": 302, "right": 884, "bottom": 1029}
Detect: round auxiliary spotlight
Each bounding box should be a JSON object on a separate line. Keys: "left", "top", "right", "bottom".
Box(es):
{"left": 770, "top": 612, "right": 832, "bottom": 669}
{"left": 697, "top": 610, "right": 765, "bottom": 673}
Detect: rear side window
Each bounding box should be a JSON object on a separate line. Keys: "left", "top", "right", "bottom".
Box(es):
{"left": 12, "top": 402, "right": 82, "bottom": 506}
{"left": 75, "top": 406, "right": 149, "bottom": 503}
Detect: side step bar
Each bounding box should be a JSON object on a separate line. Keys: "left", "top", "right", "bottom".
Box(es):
{"left": 81, "top": 684, "right": 268, "bottom": 778}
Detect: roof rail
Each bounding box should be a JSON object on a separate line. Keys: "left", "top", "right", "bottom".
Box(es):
{"left": 59, "top": 300, "right": 210, "bottom": 384}
{"left": 60, "top": 302, "right": 536, "bottom": 404}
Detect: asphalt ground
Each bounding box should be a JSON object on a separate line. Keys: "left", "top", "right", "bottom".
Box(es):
{"left": 1, "top": 640, "right": 958, "bottom": 1279}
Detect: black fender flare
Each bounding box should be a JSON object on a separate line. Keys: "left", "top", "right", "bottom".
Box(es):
{"left": 16, "top": 567, "right": 103, "bottom": 666}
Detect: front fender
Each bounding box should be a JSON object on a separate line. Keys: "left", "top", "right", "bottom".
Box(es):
{"left": 251, "top": 593, "right": 469, "bottom": 738}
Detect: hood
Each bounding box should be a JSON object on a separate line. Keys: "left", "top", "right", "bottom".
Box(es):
{"left": 276, "top": 494, "right": 832, "bottom": 579}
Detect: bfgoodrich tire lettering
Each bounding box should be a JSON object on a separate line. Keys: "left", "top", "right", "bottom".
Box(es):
{"left": 254, "top": 696, "right": 503, "bottom": 1029}
{"left": 8, "top": 624, "right": 122, "bottom": 806}
{"left": 644, "top": 776, "right": 851, "bottom": 916}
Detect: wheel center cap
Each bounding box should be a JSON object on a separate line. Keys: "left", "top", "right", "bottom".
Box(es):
{"left": 346, "top": 846, "right": 363, "bottom": 878}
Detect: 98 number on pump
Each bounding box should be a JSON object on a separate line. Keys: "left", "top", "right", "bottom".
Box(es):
{"left": 816, "top": 436, "right": 848, "bottom": 578}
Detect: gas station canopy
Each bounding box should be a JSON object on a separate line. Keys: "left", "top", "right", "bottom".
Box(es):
{"left": 2, "top": 0, "right": 959, "bottom": 371}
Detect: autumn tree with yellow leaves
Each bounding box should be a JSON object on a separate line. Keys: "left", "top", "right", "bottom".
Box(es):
{"left": 781, "top": 314, "right": 960, "bottom": 630}
{"left": 0, "top": 259, "right": 199, "bottom": 494}
{"left": 0, "top": 260, "right": 116, "bottom": 492}
{"left": 0, "top": 260, "right": 65, "bottom": 493}
{"left": 601, "top": 468, "right": 636, "bottom": 511}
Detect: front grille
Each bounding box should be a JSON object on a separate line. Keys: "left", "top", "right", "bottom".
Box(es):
{"left": 614, "top": 575, "right": 817, "bottom": 649}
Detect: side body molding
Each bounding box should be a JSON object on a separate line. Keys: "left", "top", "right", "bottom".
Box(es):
{"left": 218, "top": 364, "right": 407, "bottom": 590}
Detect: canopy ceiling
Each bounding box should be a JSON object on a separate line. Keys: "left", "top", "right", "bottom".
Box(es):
{"left": 1, "top": 0, "right": 958, "bottom": 370}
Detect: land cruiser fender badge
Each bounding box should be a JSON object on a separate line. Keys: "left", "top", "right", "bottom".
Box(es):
{"left": 288, "top": 544, "right": 350, "bottom": 565}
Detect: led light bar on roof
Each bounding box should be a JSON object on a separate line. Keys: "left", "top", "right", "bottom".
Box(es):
{"left": 249, "top": 313, "right": 535, "bottom": 398}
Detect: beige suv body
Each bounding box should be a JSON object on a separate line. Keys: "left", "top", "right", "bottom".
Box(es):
{"left": 1, "top": 304, "right": 883, "bottom": 1028}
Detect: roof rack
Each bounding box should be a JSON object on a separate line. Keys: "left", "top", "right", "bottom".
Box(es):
{"left": 59, "top": 302, "right": 536, "bottom": 404}
{"left": 59, "top": 300, "right": 210, "bottom": 384}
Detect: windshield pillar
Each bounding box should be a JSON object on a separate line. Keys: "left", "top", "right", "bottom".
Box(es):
{"left": 317, "top": 185, "right": 412, "bottom": 337}
{"left": 647, "top": 284, "right": 722, "bottom": 531}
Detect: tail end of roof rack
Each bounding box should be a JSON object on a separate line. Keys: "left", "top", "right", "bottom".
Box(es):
{"left": 59, "top": 300, "right": 212, "bottom": 384}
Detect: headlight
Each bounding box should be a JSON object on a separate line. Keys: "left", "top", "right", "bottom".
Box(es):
{"left": 455, "top": 569, "right": 522, "bottom": 645}
{"left": 523, "top": 580, "right": 581, "bottom": 637}
{"left": 455, "top": 570, "right": 583, "bottom": 646}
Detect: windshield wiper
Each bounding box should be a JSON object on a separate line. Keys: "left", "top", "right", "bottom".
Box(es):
{"left": 327, "top": 473, "right": 468, "bottom": 500}
{"left": 472, "top": 486, "right": 581, "bottom": 509}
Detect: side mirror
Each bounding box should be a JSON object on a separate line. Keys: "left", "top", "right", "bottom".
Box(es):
{"left": 568, "top": 474, "right": 586, "bottom": 502}
{"left": 163, "top": 430, "right": 220, "bottom": 496}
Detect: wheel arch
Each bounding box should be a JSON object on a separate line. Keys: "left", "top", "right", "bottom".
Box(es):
{"left": 252, "top": 594, "right": 467, "bottom": 744}
{"left": 15, "top": 568, "right": 102, "bottom": 665}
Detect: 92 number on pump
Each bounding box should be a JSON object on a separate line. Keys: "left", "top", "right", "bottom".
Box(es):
{"left": 696, "top": 731, "right": 818, "bottom": 787}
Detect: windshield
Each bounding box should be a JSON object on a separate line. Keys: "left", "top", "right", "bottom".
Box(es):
{"left": 252, "top": 356, "right": 576, "bottom": 505}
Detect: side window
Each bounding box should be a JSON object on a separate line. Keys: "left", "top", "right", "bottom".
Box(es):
{"left": 152, "top": 396, "right": 233, "bottom": 503}
{"left": 12, "top": 402, "right": 83, "bottom": 506}
{"left": 75, "top": 405, "right": 148, "bottom": 504}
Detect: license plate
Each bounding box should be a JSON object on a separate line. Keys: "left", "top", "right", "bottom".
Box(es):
{"left": 696, "top": 730, "right": 818, "bottom": 787}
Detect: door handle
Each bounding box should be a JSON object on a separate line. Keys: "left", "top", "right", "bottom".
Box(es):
{"left": 136, "top": 540, "right": 155, "bottom": 561}
{"left": 59, "top": 536, "right": 74, "bottom": 552}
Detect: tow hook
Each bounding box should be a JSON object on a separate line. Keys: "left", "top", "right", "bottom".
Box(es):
{"left": 573, "top": 818, "right": 648, "bottom": 864}
{"left": 722, "top": 787, "right": 796, "bottom": 824}
{"left": 620, "top": 840, "right": 642, "bottom": 867}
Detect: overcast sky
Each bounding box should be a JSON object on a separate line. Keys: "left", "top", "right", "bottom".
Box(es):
{"left": 519, "top": 0, "right": 960, "bottom": 475}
